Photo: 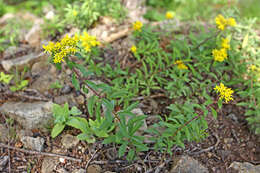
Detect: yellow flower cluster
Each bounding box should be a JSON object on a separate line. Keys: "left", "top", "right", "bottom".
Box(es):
{"left": 215, "top": 14, "right": 236, "bottom": 30}
{"left": 250, "top": 65, "right": 260, "bottom": 72}
{"left": 133, "top": 21, "right": 143, "bottom": 32}
{"left": 80, "top": 32, "right": 100, "bottom": 52}
{"left": 165, "top": 11, "right": 175, "bottom": 19}
{"left": 221, "top": 37, "right": 230, "bottom": 50}
{"left": 175, "top": 60, "right": 188, "bottom": 70}
{"left": 131, "top": 45, "right": 137, "bottom": 53}
{"left": 73, "top": 10, "right": 78, "bottom": 16}
{"left": 214, "top": 83, "right": 234, "bottom": 103}
{"left": 212, "top": 48, "right": 227, "bottom": 62}
{"left": 43, "top": 34, "right": 79, "bottom": 63}
{"left": 212, "top": 37, "right": 230, "bottom": 62}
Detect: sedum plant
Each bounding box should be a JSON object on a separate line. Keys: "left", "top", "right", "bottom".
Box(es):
{"left": 44, "top": 12, "right": 259, "bottom": 161}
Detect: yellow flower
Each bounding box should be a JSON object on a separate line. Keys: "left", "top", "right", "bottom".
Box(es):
{"left": 227, "top": 18, "right": 236, "bottom": 27}
{"left": 43, "top": 41, "right": 55, "bottom": 54}
{"left": 212, "top": 48, "right": 227, "bottom": 62}
{"left": 221, "top": 37, "right": 230, "bottom": 49}
{"left": 165, "top": 11, "right": 175, "bottom": 19}
{"left": 42, "top": 34, "right": 79, "bottom": 63}
{"left": 250, "top": 65, "right": 257, "bottom": 71}
{"left": 133, "top": 21, "right": 143, "bottom": 32}
{"left": 215, "top": 14, "right": 226, "bottom": 30}
{"left": 130, "top": 45, "right": 137, "bottom": 53}
{"left": 214, "top": 83, "right": 234, "bottom": 103}
{"left": 73, "top": 10, "right": 78, "bottom": 16}
{"left": 175, "top": 60, "right": 188, "bottom": 70}
{"left": 215, "top": 14, "right": 236, "bottom": 30}
{"left": 80, "top": 31, "right": 100, "bottom": 53}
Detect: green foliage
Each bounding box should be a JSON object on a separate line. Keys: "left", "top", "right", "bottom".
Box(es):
{"left": 9, "top": 67, "right": 29, "bottom": 92}
{"left": 63, "top": 0, "right": 126, "bottom": 29}
{"left": 41, "top": 15, "right": 66, "bottom": 38}
{"left": 46, "top": 10, "right": 259, "bottom": 161}
{"left": 51, "top": 103, "right": 82, "bottom": 138}
{"left": 49, "top": 80, "right": 63, "bottom": 89}
{"left": 0, "top": 17, "right": 32, "bottom": 52}
{"left": 0, "top": 0, "right": 6, "bottom": 17}
{"left": 0, "top": 72, "right": 13, "bottom": 84}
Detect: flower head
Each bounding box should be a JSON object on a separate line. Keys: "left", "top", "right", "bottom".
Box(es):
{"left": 212, "top": 48, "right": 227, "bottom": 62}
{"left": 215, "top": 14, "right": 236, "bottom": 30}
{"left": 221, "top": 37, "right": 230, "bottom": 49}
{"left": 175, "top": 60, "right": 188, "bottom": 70}
{"left": 227, "top": 18, "right": 236, "bottom": 27}
{"left": 42, "top": 34, "right": 79, "bottom": 63}
{"left": 165, "top": 11, "right": 175, "bottom": 19}
{"left": 73, "top": 10, "right": 78, "bottom": 17}
{"left": 80, "top": 32, "right": 100, "bottom": 52}
{"left": 131, "top": 45, "right": 137, "bottom": 53}
{"left": 133, "top": 21, "right": 143, "bottom": 32}
{"left": 215, "top": 14, "right": 226, "bottom": 30}
{"left": 214, "top": 83, "right": 234, "bottom": 103}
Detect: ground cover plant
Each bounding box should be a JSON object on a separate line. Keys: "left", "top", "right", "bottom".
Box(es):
{"left": 42, "top": 11, "right": 260, "bottom": 161}
{"left": 0, "top": 0, "right": 259, "bottom": 172}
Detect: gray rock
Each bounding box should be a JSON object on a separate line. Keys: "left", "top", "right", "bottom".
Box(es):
{"left": 1, "top": 52, "right": 46, "bottom": 71}
{"left": 0, "top": 156, "right": 9, "bottom": 171}
{"left": 227, "top": 113, "right": 239, "bottom": 123}
{"left": 72, "top": 168, "right": 86, "bottom": 173}
{"left": 61, "top": 134, "right": 79, "bottom": 149}
{"left": 0, "top": 101, "right": 53, "bottom": 130}
{"left": 87, "top": 165, "right": 101, "bottom": 173}
{"left": 61, "top": 85, "right": 72, "bottom": 94}
{"left": 30, "top": 66, "right": 57, "bottom": 94}
{"left": 229, "top": 162, "right": 260, "bottom": 173}
{"left": 3, "top": 45, "right": 30, "bottom": 59}
{"left": 21, "top": 136, "right": 45, "bottom": 151}
{"left": 54, "top": 94, "right": 77, "bottom": 107}
{"left": 25, "top": 19, "right": 43, "bottom": 47}
{"left": 31, "top": 61, "right": 50, "bottom": 76}
{"left": 0, "top": 124, "right": 8, "bottom": 142}
{"left": 41, "top": 157, "right": 59, "bottom": 173}
{"left": 170, "top": 155, "right": 209, "bottom": 173}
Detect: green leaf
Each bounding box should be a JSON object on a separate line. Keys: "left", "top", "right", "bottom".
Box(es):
{"left": 67, "top": 117, "right": 89, "bottom": 133}
{"left": 69, "top": 106, "right": 82, "bottom": 115}
{"left": 126, "top": 149, "right": 135, "bottom": 161}
{"left": 51, "top": 123, "right": 65, "bottom": 138}
{"left": 77, "top": 133, "right": 96, "bottom": 143}
{"left": 87, "top": 96, "right": 96, "bottom": 117}
{"left": 0, "top": 72, "right": 13, "bottom": 84}
{"left": 125, "top": 102, "right": 139, "bottom": 112}
{"left": 75, "top": 64, "right": 93, "bottom": 77}
{"left": 119, "top": 142, "right": 127, "bottom": 158}
{"left": 211, "top": 107, "right": 217, "bottom": 119}
{"left": 103, "top": 135, "right": 116, "bottom": 144}
{"left": 217, "top": 99, "right": 222, "bottom": 109}
{"left": 72, "top": 73, "right": 80, "bottom": 90}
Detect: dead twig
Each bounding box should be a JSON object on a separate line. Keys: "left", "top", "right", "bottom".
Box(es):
{"left": 189, "top": 132, "right": 220, "bottom": 155}
{"left": 1, "top": 90, "right": 49, "bottom": 102}
{"left": 103, "top": 27, "right": 131, "bottom": 44}
{"left": 85, "top": 149, "right": 99, "bottom": 169}
{"left": 0, "top": 143, "right": 82, "bottom": 162}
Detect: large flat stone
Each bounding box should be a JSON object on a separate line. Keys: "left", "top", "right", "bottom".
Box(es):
{"left": 0, "top": 101, "right": 53, "bottom": 130}
{"left": 1, "top": 52, "right": 46, "bottom": 71}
